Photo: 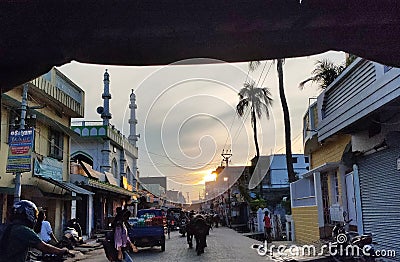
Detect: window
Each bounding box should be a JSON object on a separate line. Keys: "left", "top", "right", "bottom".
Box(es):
{"left": 126, "top": 167, "right": 131, "bottom": 185}
{"left": 292, "top": 157, "right": 298, "bottom": 163}
{"left": 49, "top": 129, "right": 63, "bottom": 160}
{"left": 7, "top": 111, "right": 17, "bottom": 143}
{"left": 332, "top": 174, "right": 340, "bottom": 204}
{"left": 305, "top": 157, "right": 309, "bottom": 163}
{"left": 111, "top": 158, "right": 118, "bottom": 178}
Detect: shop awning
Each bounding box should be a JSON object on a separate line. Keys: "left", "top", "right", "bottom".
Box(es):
{"left": 81, "top": 162, "right": 104, "bottom": 180}
{"left": 299, "top": 162, "right": 339, "bottom": 179}
{"left": 104, "top": 172, "right": 119, "bottom": 186}
{"left": 21, "top": 185, "right": 45, "bottom": 198}
{"left": 36, "top": 176, "right": 94, "bottom": 195}
{"left": 88, "top": 179, "right": 136, "bottom": 197}
{"left": 0, "top": 187, "right": 14, "bottom": 194}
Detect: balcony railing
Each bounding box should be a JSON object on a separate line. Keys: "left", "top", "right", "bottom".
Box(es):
{"left": 290, "top": 176, "right": 316, "bottom": 207}
{"left": 29, "top": 68, "right": 84, "bottom": 118}
{"left": 71, "top": 121, "right": 138, "bottom": 158}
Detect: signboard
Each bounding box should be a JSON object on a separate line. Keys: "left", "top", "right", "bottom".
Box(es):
{"left": 33, "top": 156, "right": 63, "bottom": 181}
{"left": 6, "top": 128, "right": 34, "bottom": 173}
{"left": 122, "top": 176, "right": 128, "bottom": 189}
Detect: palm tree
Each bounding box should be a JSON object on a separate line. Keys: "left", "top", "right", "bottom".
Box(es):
{"left": 249, "top": 60, "right": 297, "bottom": 183}
{"left": 277, "top": 59, "right": 296, "bottom": 183}
{"left": 299, "top": 59, "right": 344, "bottom": 90}
{"left": 236, "top": 80, "right": 273, "bottom": 158}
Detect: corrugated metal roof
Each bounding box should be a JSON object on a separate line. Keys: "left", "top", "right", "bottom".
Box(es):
{"left": 36, "top": 176, "right": 94, "bottom": 195}
{"left": 88, "top": 179, "right": 136, "bottom": 197}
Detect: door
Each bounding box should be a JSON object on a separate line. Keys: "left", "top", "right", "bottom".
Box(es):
{"left": 321, "top": 173, "right": 331, "bottom": 225}
{"left": 76, "top": 195, "right": 88, "bottom": 235}
{"left": 345, "top": 173, "right": 357, "bottom": 226}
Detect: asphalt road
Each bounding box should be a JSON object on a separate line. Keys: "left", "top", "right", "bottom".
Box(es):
{"left": 74, "top": 227, "right": 335, "bottom": 262}
{"left": 78, "top": 227, "right": 269, "bottom": 262}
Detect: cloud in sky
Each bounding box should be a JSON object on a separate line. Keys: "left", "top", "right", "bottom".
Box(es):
{"left": 60, "top": 52, "right": 345, "bottom": 201}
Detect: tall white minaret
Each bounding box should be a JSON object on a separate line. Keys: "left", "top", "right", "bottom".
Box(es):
{"left": 100, "top": 69, "right": 112, "bottom": 174}
{"left": 128, "top": 89, "right": 139, "bottom": 146}
{"left": 128, "top": 89, "right": 139, "bottom": 184}
{"left": 101, "top": 69, "right": 112, "bottom": 125}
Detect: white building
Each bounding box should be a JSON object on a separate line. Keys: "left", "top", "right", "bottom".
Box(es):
{"left": 258, "top": 154, "right": 309, "bottom": 189}
{"left": 70, "top": 70, "right": 139, "bottom": 233}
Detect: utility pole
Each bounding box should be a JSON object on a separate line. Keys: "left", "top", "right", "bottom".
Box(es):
{"left": 14, "top": 84, "right": 28, "bottom": 203}
{"left": 221, "top": 149, "right": 232, "bottom": 167}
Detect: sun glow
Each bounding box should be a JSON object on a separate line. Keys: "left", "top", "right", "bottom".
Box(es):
{"left": 203, "top": 170, "right": 217, "bottom": 183}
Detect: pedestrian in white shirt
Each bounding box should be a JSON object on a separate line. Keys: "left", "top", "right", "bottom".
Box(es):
{"left": 33, "top": 210, "right": 58, "bottom": 244}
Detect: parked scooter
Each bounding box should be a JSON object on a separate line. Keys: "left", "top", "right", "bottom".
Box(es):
{"left": 58, "top": 218, "right": 83, "bottom": 249}
{"left": 332, "top": 212, "right": 376, "bottom": 261}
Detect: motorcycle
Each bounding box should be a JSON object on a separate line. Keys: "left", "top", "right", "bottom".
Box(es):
{"left": 58, "top": 218, "right": 84, "bottom": 249}
{"left": 179, "top": 218, "right": 187, "bottom": 237}
{"left": 332, "top": 212, "right": 376, "bottom": 261}
{"left": 166, "top": 218, "right": 175, "bottom": 239}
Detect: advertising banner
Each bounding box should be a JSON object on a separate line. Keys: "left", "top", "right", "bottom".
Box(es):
{"left": 6, "top": 128, "right": 34, "bottom": 173}
{"left": 33, "top": 156, "right": 63, "bottom": 181}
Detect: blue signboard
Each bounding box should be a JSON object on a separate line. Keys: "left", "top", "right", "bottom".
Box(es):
{"left": 6, "top": 128, "right": 34, "bottom": 173}
{"left": 34, "top": 156, "right": 63, "bottom": 181}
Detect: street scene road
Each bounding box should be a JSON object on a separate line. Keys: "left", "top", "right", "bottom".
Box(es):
{"left": 72, "top": 227, "right": 335, "bottom": 262}
{"left": 74, "top": 228, "right": 262, "bottom": 261}
{"left": 80, "top": 228, "right": 266, "bottom": 262}
{"left": 2, "top": 7, "right": 400, "bottom": 261}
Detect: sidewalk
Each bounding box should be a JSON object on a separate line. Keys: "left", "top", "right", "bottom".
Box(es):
{"left": 65, "top": 239, "right": 104, "bottom": 262}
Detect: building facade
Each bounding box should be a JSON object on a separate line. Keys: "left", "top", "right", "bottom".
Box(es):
{"left": 292, "top": 58, "right": 400, "bottom": 260}
{"left": 0, "top": 67, "right": 87, "bottom": 239}
{"left": 253, "top": 154, "right": 309, "bottom": 206}
{"left": 70, "top": 70, "right": 139, "bottom": 233}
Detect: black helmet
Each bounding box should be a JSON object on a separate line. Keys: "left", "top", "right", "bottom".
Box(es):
{"left": 12, "top": 200, "right": 39, "bottom": 227}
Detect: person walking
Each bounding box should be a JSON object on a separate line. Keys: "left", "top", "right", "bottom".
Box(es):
{"left": 113, "top": 210, "right": 137, "bottom": 261}
{"left": 34, "top": 210, "right": 58, "bottom": 244}
{"left": 263, "top": 211, "right": 272, "bottom": 243}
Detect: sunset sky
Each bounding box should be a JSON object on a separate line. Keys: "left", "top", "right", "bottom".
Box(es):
{"left": 59, "top": 51, "right": 345, "bottom": 202}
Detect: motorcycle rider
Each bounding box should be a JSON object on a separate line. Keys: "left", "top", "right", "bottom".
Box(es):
{"left": 0, "top": 200, "right": 71, "bottom": 262}
{"left": 179, "top": 211, "right": 189, "bottom": 224}
{"left": 178, "top": 211, "right": 189, "bottom": 235}
{"left": 167, "top": 210, "right": 176, "bottom": 231}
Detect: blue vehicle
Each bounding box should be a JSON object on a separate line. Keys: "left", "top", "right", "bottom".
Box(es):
{"left": 128, "top": 209, "right": 166, "bottom": 252}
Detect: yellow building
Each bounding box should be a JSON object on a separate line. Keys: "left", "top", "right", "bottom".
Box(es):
{"left": 291, "top": 58, "right": 400, "bottom": 249}
{"left": 0, "top": 68, "right": 86, "bottom": 237}
{"left": 293, "top": 58, "right": 400, "bottom": 259}
{"left": 291, "top": 96, "right": 352, "bottom": 244}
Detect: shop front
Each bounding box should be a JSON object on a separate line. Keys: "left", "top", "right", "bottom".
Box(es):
{"left": 71, "top": 173, "right": 137, "bottom": 232}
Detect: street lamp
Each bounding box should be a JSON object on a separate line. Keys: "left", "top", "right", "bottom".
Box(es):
{"left": 223, "top": 177, "right": 231, "bottom": 227}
